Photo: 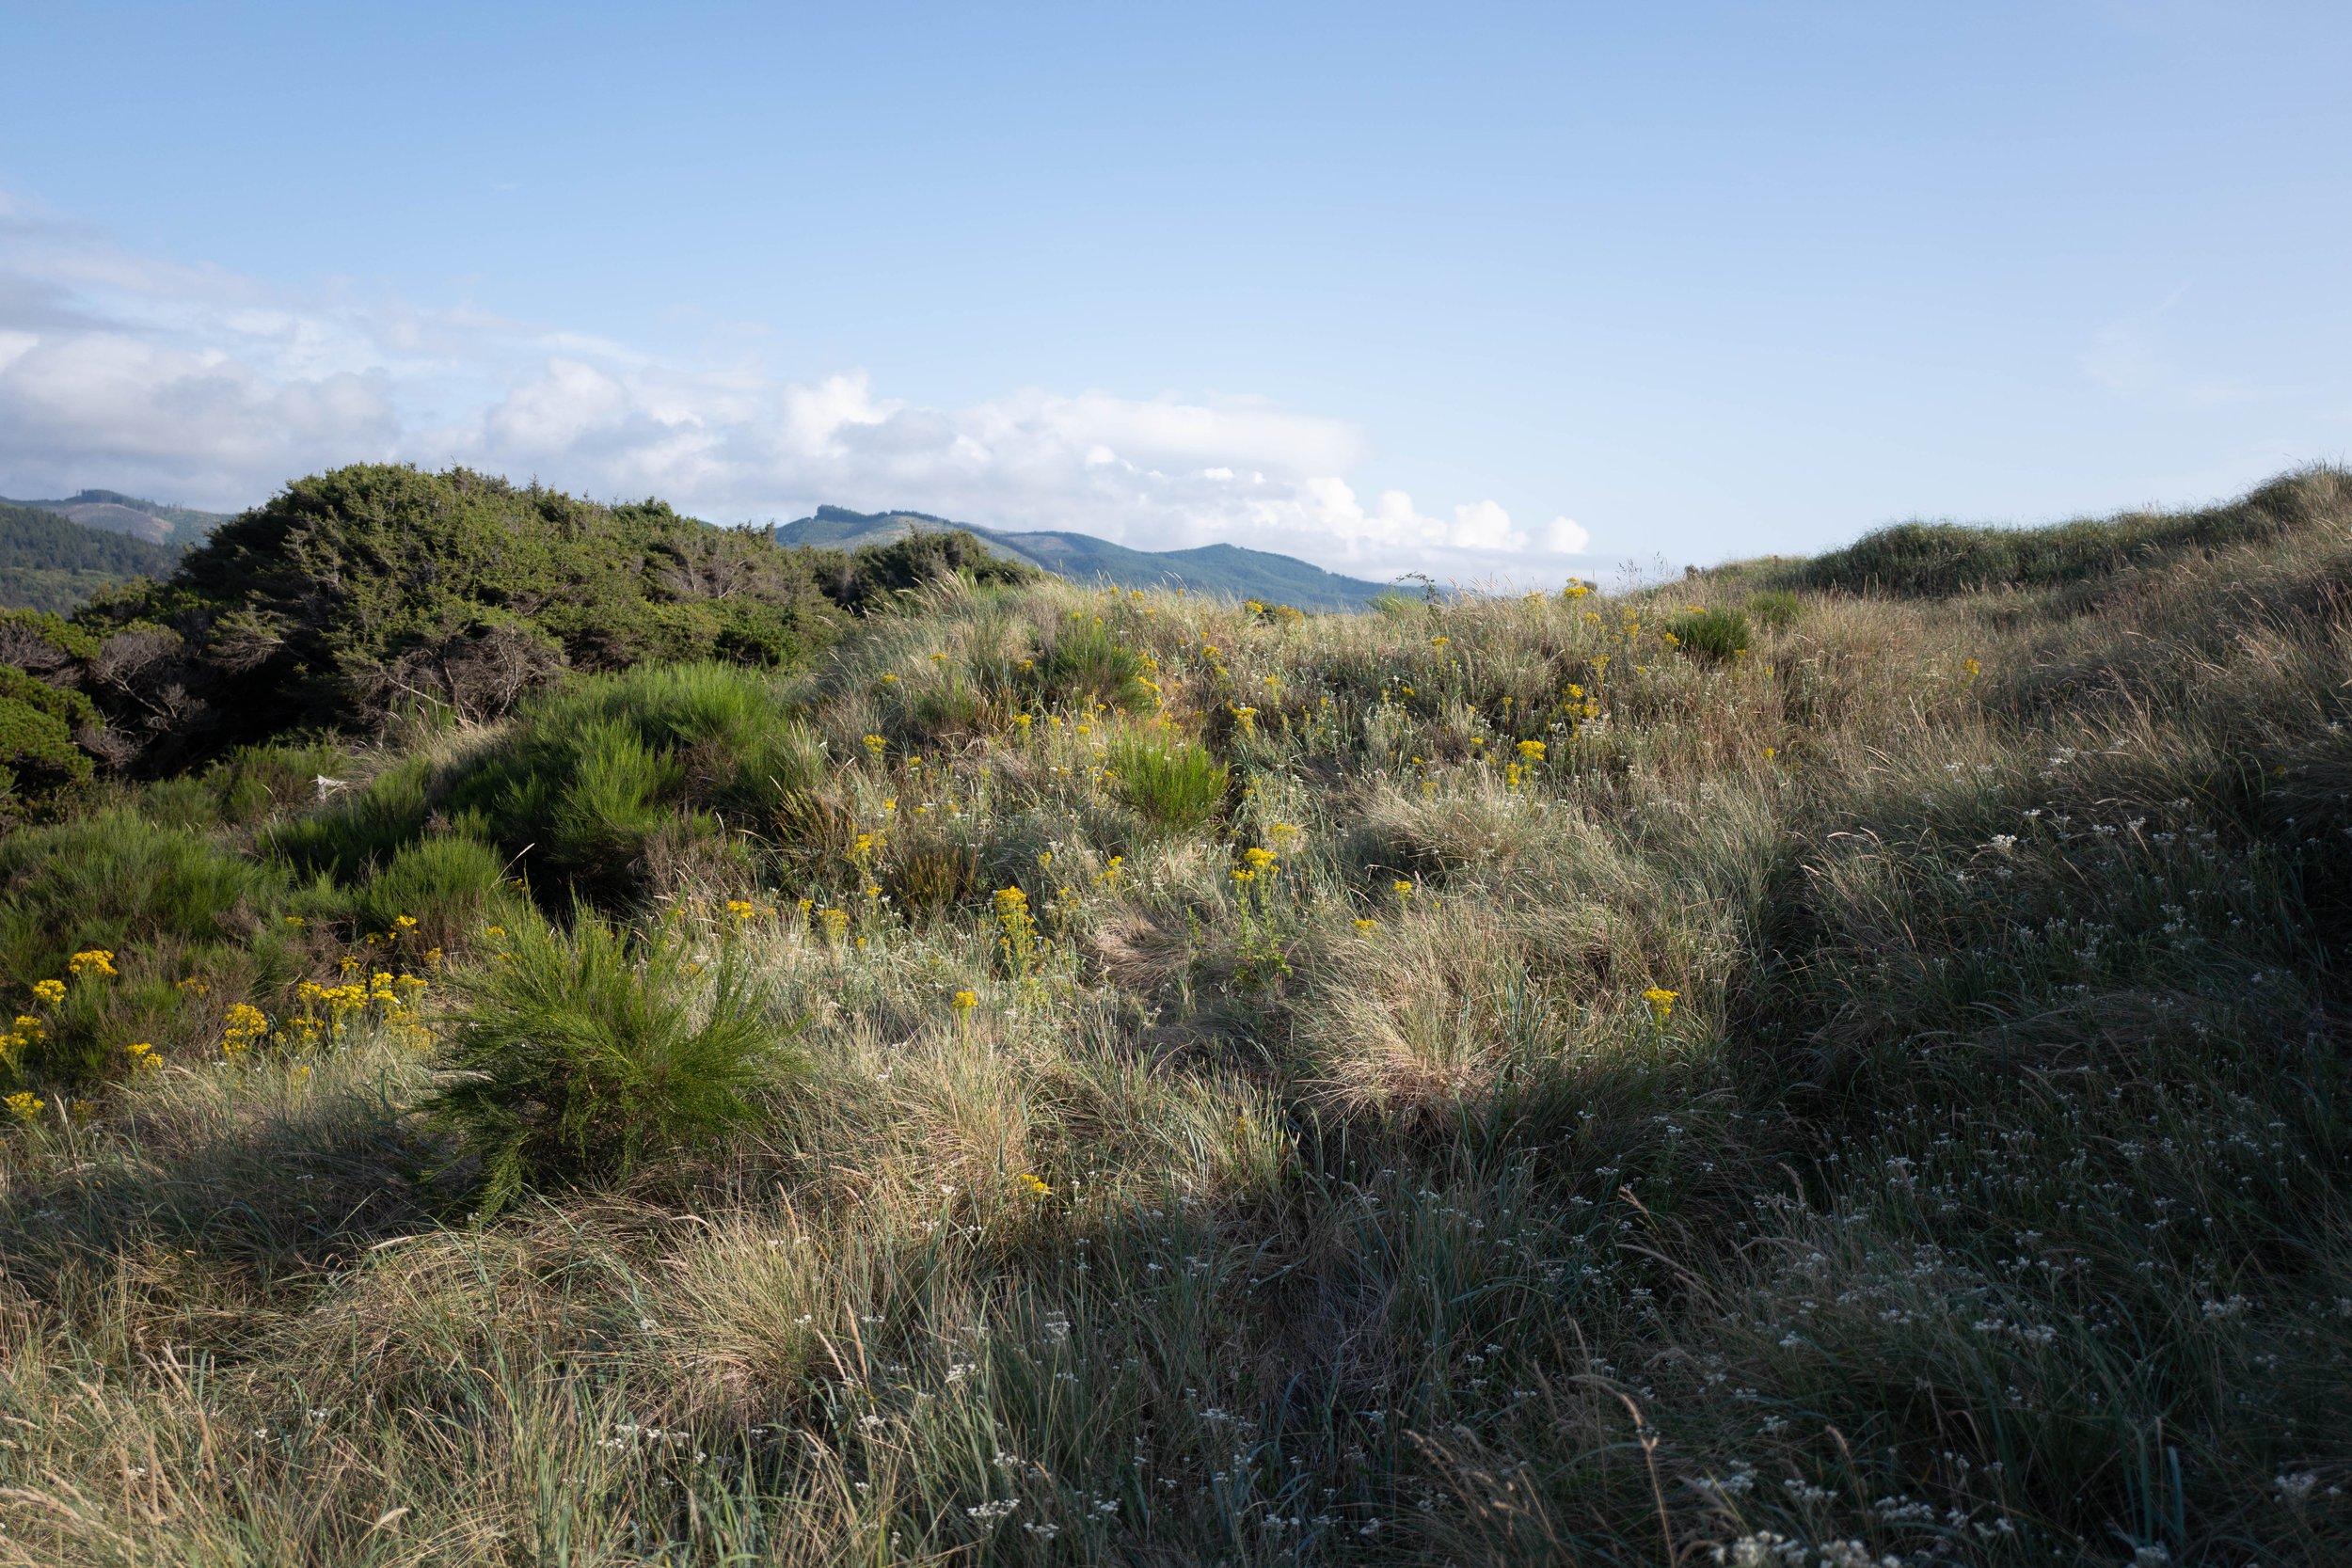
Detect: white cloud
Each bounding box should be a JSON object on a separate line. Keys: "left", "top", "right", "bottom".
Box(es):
{"left": 0, "top": 196, "right": 1598, "bottom": 583}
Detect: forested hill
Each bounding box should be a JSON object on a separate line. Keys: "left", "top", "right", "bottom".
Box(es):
{"left": 3, "top": 489, "right": 230, "bottom": 548}
{"left": 774, "top": 504, "right": 1395, "bottom": 609}
{"left": 0, "top": 499, "right": 185, "bottom": 613}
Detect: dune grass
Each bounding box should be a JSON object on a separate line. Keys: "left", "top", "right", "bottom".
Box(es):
{"left": 3, "top": 472, "right": 2350, "bottom": 1564}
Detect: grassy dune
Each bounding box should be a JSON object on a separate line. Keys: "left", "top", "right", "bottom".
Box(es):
{"left": 2, "top": 469, "right": 2348, "bottom": 1565}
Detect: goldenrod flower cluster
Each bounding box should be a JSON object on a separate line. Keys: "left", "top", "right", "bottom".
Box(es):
{"left": 1643, "top": 987, "right": 1679, "bottom": 1025}
{"left": 220, "top": 1003, "right": 271, "bottom": 1059}
{"left": 993, "top": 886, "right": 1037, "bottom": 973}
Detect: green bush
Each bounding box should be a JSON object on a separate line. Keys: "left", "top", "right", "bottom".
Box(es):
{"left": 1037, "top": 618, "right": 1152, "bottom": 711}
{"left": 0, "top": 810, "right": 333, "bottom": 1085}
{"left": 1106, "top": 727, "right": 1230, "bottom": 830}
{"left": 1789, "top": 466, "right": 2347, "bottom": 596}
{"left": 1665, "top": 607, "right": 1751, "bottom": 663}
{"left": 354, "top": 835, "right": 532, "bottom": 951}
{"left": 445, "top": 663, "right": 825, "bottom": 902}
{"left": 267, "top": 756, "right": 435, "bottom": 879}
{"left": 1746, "top": 589, "right": 1802, "bottom": 630}
{"left": 422, "top": 914, "right": 805, "bottom": 1213}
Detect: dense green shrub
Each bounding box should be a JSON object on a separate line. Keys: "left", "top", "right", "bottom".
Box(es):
{"left": 32, "top": 467, "right": 849, "bottom": 771}
{"left": 443, "top": 664, "right": 825, "bottom": 899}
{"left": 1036, "top": 617, "right": 1152, "bottom": 711}
{"left": 423, "top": 915, "right": 805, "bottom": 1213}
{"left": 355, "top": 835, "right": 532, "bottom": 951}
{"left": 0, "top": 810, "right": 336, "bottom": 1085}
{"left": 824, "top": 530, "right": 1036, "bottom": 612}
{"left": 0, "top": 665, "right": 97, "bottom": 804}
{"left": 1106, "top": 727, "right": 1230, "bottom": 830}
{"left": 267, "top": 756, "right": 435, "bottom": 880}
{"left": 1665, "top": 607, "right": 1751, "bottom": 663}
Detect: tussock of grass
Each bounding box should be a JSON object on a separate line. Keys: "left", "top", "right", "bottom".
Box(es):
{"left": 4, "top": 467, "right": 2351, "bottom": 1564}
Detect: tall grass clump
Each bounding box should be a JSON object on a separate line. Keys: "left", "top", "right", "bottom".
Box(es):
{"left": 1105, "top": 725, "right": 1229, "bottom": 830}
{"left": 354, "top": 833, "right": 532, "bottom": 950}
{"left": 421, "top": 913, "right": 807, "bottom": 1214}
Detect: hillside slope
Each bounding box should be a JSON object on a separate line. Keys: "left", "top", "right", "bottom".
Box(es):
{"left": 2, "top": 488, "right": 230, "bottom": 548}
{"left": 0, "top": 467, "right": 2347, "bottom": 1563}
{"left": 776, "top": 504, "right": 1394, "bottom": 609}
{"left": 0, "top": 499, "right": 184, "bottom": 612}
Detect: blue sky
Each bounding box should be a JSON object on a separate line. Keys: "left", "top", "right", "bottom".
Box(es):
{"left": 2, "top": 1, "right": 2347, "bottom": 580}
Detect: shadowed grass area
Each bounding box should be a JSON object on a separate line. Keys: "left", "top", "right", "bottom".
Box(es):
{"left": 2, "top": 467, "right": 2349, "bottom": 1565}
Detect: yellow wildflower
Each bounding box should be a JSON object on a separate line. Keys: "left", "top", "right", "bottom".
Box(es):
{"left": 220, "top": 1003, "right": 270, "bottom": 1059}
{"left": 30, "top": 979, "right": 65, "bottom": 1006}
{"left": 68, "top": 949, "right": 117, "bottom": 979}
{"left": 1517, "top": 739, "right": 1546, "bottom": 761}
{"left": 1015, "top": 1173, "right": 1050, "bottom": 1197}
{"left": 952, "top": 989, "right": 978, "bottom": 1013}
{"left": 5, "top": 1091, "right": 42, "bottom": 1125}
{"left": 1642, "top": 987, "right": 1679, "bottom": 1025}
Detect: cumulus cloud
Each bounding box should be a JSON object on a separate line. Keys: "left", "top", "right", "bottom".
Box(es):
{"left": 0, "top": 196, "right": 1597, "bottom": 583}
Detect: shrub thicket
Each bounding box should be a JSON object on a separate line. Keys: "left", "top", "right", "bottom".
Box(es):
{"left": 0, "top": 467, "right": 1036, "bottom": 806}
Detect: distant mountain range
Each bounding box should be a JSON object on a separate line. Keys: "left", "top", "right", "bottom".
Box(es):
{"left": 772, "top": 506, "right": 1393, "bottom": 610}
{"left": 0, "top": 487, "right": 1394, "bottom": 615}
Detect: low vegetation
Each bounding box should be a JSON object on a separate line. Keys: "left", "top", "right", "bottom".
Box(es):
{"left": 0, "top": 466, "right": 2347, "bottom": 1564}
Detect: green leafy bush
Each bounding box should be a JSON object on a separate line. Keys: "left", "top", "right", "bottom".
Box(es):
{"left": 1106, "top": 727, "right": 1230, "bottom": 830}
{"left": 267, "top": 756, "right": 435, "bottom": 879}
{"left": 423, "top": 915, "right": 805, "bottom": 1213}
{"left": 1665, "top": 607, "right": 1750, "bottom": 663}
{"left": 0, "top": 667, "right": 96, "bottom": 801}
